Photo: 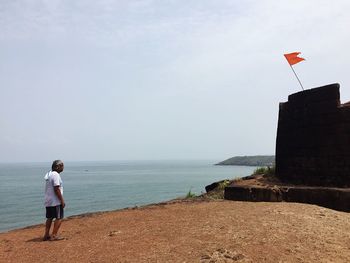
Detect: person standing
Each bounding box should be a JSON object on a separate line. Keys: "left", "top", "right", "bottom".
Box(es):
{"left": 43, "top": 160, "right": 65, "bottom": 241}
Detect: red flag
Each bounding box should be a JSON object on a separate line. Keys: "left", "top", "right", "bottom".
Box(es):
{"left": 284, "top": 52, "right": 305, "bottom": 66}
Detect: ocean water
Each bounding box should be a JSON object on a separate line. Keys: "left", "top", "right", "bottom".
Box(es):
{"left": 0, "top": 160, "right": 256, "bottom": 232}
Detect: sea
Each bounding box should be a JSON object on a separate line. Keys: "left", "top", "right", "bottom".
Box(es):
{"left": 0, "top": 160, "right": 256, "bottom": 233}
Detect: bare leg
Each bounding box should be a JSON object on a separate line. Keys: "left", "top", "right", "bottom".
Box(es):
{"left": 52, "top": 219, "right": 62, "bottom": 237}
{"left": 43, "top": 219, "right": 53, "bottom": 240}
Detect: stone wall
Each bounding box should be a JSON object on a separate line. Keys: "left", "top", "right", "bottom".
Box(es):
{"left": 224, "top": 185, "right": 350, "bottom": 212}
{"left": 275, "top": 83, "right": 350, "bottom": 187}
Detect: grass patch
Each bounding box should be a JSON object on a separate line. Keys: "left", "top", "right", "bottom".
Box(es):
{"left": 253, "top": 165, "right": 275, "bottom": 176}
{"left": 205, "top": 180, "right": 232, "bottom": 200}
{"left": 185, "top": 188, "right": 196, "bottom": 199}
{"left": 218, "top": 180, "right": 231, "bottom": 190}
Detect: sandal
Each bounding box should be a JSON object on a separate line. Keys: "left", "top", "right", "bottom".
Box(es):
{"left": 50, "top": 236, "right": 66, "bottom": 241}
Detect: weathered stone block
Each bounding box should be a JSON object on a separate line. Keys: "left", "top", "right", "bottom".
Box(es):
{"left": 224, "top": 185, "right": 350, "bottom": 212}
{"left": 224, "top": 186, "right": 252, "bottom": 201}
{"left": 284, "top": 187, "right": 350, "bottom": 211}
{"left": 250, "top": 187, "right": 282, "bottom": 202}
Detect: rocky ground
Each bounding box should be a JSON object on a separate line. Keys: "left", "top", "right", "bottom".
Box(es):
{"left": 1, "top": 198, "right": 350, "bottom": 262}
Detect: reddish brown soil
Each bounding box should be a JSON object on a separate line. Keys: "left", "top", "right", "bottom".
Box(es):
{"left": 231, "top": 174, "right": 294, "bottom": 188}
{"left": 1, "top": 199, "right": 350, "bottom": 262}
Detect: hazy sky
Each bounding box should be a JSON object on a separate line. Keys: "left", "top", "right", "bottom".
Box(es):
{"left": 1, "top": 0, "right": 350, "bottom": 162}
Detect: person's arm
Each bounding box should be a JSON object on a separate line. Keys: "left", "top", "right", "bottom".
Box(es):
{"left": 54, "top": 186, "right": 65, "bottom": 208}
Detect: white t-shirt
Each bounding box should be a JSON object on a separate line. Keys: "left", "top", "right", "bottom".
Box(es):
{"left": 44, "top": 171, "right": 63, "bottom": 207}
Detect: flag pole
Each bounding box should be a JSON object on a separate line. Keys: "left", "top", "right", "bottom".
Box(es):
{"left": 289, "top": 64, "right": 304, "bottom": 91}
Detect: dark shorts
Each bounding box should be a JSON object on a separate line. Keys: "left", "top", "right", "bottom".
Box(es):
{"left": 46, "top": 205, "right": 64, "bottom": 219}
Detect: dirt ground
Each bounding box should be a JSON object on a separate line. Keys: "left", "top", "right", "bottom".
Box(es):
{"left": 231, "top": 173, "right": 294, "bottom": 188}
{"left": 1, "top": 199, "right": 350, "bottom": 263}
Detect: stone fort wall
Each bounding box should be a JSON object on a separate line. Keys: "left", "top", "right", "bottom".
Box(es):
{"left": 275, "top": 83, "right": 350, "bottom": 187}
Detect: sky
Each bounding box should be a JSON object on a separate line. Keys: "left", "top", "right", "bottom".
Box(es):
{"left": 1, "top": 0, "right": 350, "bottom": 162}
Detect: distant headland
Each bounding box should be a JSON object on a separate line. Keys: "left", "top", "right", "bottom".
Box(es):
{"left": 216, "top": 155, "right": 275, "bottom": 166}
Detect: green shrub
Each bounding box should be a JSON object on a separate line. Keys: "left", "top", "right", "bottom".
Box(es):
{"left": 218, "top": 180, "right": 230, "bottom": 190}
{"left": 266, "top": 165, "right": 275, "bottom": 176}
{"left": 185, "top": 188, "right": 196, "bottom": 198}
{"left": 253, "top": 167, "right": 268, "bottom": 175}
{"left": 253, "top": 165, "right": 275, "bottom": 176}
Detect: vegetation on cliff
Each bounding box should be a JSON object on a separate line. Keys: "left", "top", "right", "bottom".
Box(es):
{"left": 216, "top": 155, "right": 275, "bottom": 166}
{"left": 253, "top": 165, "right": 275, "bottom": 176}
